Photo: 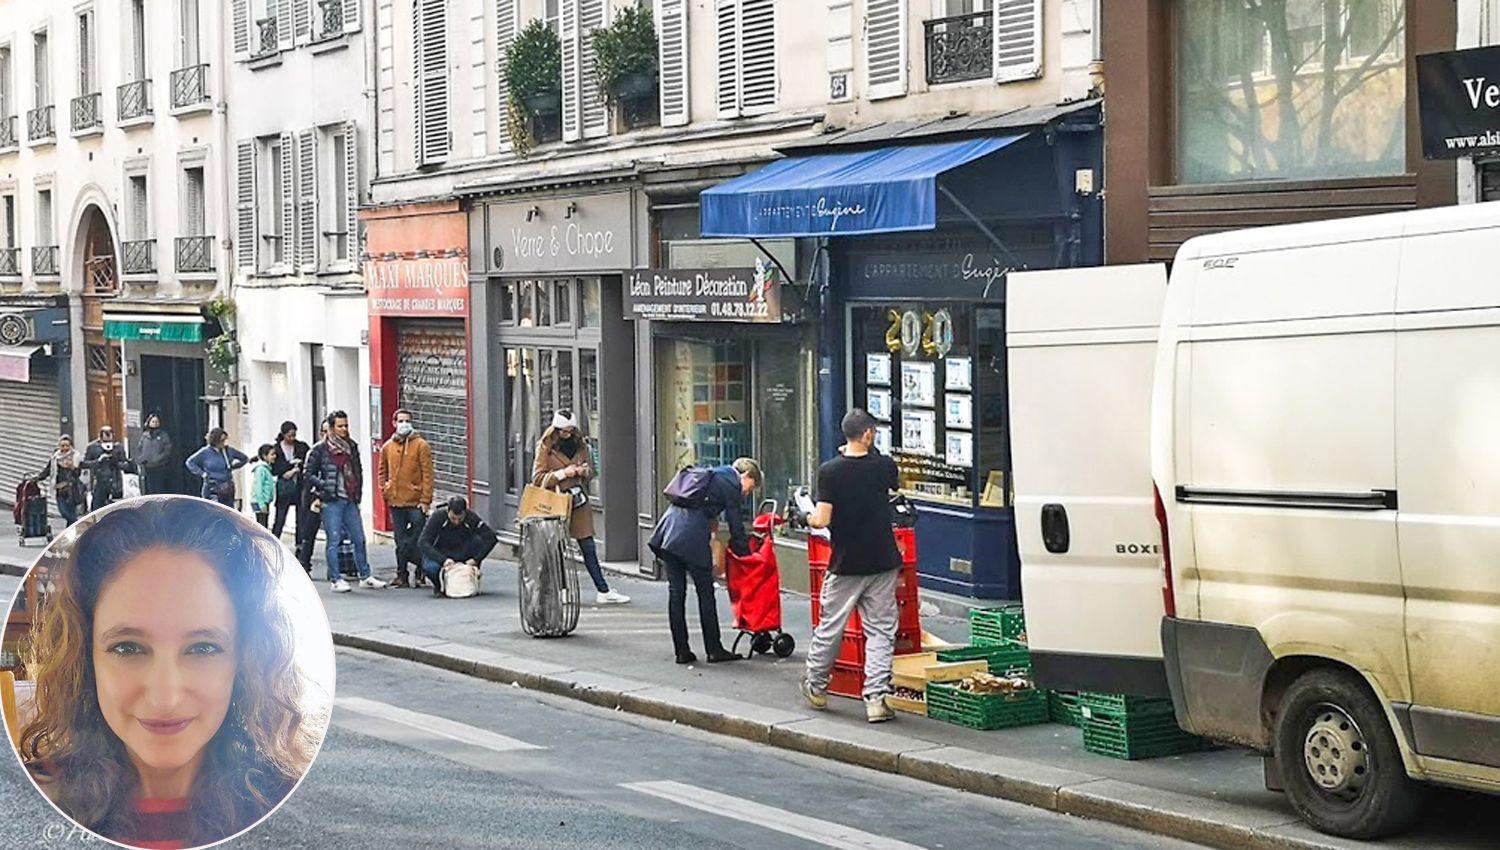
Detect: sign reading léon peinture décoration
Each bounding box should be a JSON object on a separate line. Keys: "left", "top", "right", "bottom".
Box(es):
{"left": 624, "top": 265, "right": 782, "bottom": 323}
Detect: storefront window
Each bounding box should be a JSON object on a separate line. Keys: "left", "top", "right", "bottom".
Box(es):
{"left": 850, "top": 303, "right": 1005, "bottom": 508}
{"left": 503, "top": 348, "right": 519, "bottom": 492}
{"left": 500, "top": 281, "right": 516, "bottom": 324}
{"left": 537, "top": 281, "right": 553, "bottom": 327}
{"left": 519, "top": 281, "right": 536, "bottom": 327}
{"left": 581, "top": 277, "right": 602, "bottom": 328}
{"left": 580, "top": 350, "right": 601, "bottom": 497}
{"left": 1176, "top": 0, "right": 1405, "bottom": 184}
{"left": 554, "top": 280, "right": 572, "bottom": 325}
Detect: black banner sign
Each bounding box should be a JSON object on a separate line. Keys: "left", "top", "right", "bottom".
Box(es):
{"left": 625, "top": 267, "right": 782, "bottom": 323}
{"left": 1417, "top": 46, "right": 1500, "bottom": 160}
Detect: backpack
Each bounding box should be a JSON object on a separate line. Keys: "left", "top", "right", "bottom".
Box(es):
{"left": 663, "top": 466, "right": 716, "bottom": 508}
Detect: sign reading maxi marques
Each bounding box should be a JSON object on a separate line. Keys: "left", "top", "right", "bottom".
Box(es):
{"left": 624, "top": 266, "right": 782, "bottom": 323}
{"left": 1417, "top": 45, "right": 1500, "bottom": 159}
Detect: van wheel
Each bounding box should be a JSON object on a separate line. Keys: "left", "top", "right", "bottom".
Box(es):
{"left": 1274, "top": 668, "right": 1425, "bottom": 838}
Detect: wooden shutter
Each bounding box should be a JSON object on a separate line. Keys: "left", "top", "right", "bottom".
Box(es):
{"left": 277, "top": 0, "right": 295, "bottom": 50}
{"left": 496, "top": 0, "right": 518, "bottom": 151}
{"left": 343, "top": 0, "right": 361, "bottom": 33}
{"left": 739, "top": 0, "right": 775, "bottom": 114}
{"left": 279, "top": 132, "right": 295, "bottom": 269}
{"left": 414, "top": 0, "right": 450, "bottom": 164}
{"left": 865, "top": 0, "right": 905, "bottom": 100}
{"left": 714, "top": 0, "right": 738, "bottom": 119}
{"left": 656, "top": 0, "right": 688, "bottom": 127}
{"left": 579, "top": 0, "right": 608, "bottom": 139}
{"left": 993, "top": 0, "right": 1042, "bottom": 83}
{"left": 293, "top": 0, "right": 311, "bottom": 43}
{"left": 341, "top": 121, "right": 359, "bottom": 262}
{"left": 130, "top": 177, "right": 149, "bottom": 240}
{"left": 561, "top": 0, "right": 581, "bottom": 142}
{"left": 235, "top": 140, "right": 257, "bottom": 271}
{"left": 232, "top": 0, "right": 250, "bottom": 59}
{"left": 296, "top": 129, "right": 318, "bottom": 272}
{"left": 185, "top": 167, "right": 205, "bottom": 236}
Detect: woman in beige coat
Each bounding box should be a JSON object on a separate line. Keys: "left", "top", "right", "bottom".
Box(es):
{"left": 533, "top": 410, "right": 630, "bottom": 604}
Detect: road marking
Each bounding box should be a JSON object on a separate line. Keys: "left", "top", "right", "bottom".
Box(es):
{"left": 621, "top": 780, "right": 928, "bottom": 850}
{"left": 335, "top": 696, "right": 545, "bottom": 753}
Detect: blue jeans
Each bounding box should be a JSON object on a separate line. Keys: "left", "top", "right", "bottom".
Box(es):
{"left": 422, "top": 557, "right": 443, "bottom": 585}
{"left": 322, "top": 499, "right": 371, "bottom": 582}
{"left": 389, "top": 506, "right": 425, "bottom": 582}
{"left": 58, "top": 494, "right": 79, "bottom": 527}
{"left": 577, "top": 536, "right": 609, "bottom": 593}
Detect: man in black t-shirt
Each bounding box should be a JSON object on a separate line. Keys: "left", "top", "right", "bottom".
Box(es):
{"left": 800, "top": 408, "right": 903, "bottom": 723}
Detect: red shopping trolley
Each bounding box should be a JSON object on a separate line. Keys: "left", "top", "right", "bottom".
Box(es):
{"left": 726, "top": 500, "right": 796, "bottom": 659}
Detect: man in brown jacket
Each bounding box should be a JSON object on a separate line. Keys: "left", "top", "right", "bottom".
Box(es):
{"left": 378, "top": 408, "right": 435, "bottom": 588}
{"left": 533, "top": 410, "right": 629, "bottom": 605}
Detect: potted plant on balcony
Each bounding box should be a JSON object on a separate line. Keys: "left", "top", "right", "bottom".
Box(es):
{"left": 591, "top": 3, "right": 658, "bottom": 130}
{"left": 506, "top": 20, "right": 562, "bottom": 155}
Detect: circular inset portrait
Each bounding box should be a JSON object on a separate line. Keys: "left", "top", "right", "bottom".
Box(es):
{"left": 1, "top": 496, "right": 335, "bottom": 849}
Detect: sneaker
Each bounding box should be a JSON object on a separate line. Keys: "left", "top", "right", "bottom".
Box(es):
{"left": 866, "top": 696, "right": 895, "bottom": 723}
{"left": 330, "top": 579, "right": 352, "bottom": 593}
{"left": 800, "top": 679, "right": 827, "bottom": 711}
{"left": 359, "top": 576, "right": 388, "bottom": 589}
{"left": 596, "top": 589, "right": 631, "bottom": 605}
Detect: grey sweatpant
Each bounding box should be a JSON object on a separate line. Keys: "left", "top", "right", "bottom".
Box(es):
{"left": 805, "top": 568, "right": 899, "bottom": 700}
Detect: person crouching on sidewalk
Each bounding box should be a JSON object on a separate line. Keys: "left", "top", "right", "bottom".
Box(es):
{"left": 800, "top": 409, "right": 903, "bottom": 723}
{"left": 418, "top": 496, "right": 499, "bottom": 596}
{"left": 648, "top": 457, "right": 762, "bottom": 665}
{"left": 532, "top": 410, "right": 630, "bottom": 606}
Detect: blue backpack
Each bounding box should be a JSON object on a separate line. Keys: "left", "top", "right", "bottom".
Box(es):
{"left": 663, "top": 466, "right": 716, "bottom": 508}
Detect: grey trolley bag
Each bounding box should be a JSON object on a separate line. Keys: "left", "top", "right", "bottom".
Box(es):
{"left": 518, "top": 515, "right": 581, "bottom": 637}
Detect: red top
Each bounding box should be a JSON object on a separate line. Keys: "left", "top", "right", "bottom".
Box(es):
{"left": 120, "top": 797, "right": 192, "bottom": 849}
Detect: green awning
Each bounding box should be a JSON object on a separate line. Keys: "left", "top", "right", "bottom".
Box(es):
{"left": 104, "top": 317, "right": 205, "bottom": 343}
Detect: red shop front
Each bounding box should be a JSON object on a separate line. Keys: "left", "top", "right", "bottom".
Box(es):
{"left": 363, "top": 201, "right": 472, "bottom": 532}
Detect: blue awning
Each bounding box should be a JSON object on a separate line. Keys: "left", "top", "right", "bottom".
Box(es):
{"left": 700, "top": 135, "right": 1027, "bottom": 238}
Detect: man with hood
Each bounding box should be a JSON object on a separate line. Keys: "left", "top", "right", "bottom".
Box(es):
{"left": 532, "top": 410, "right": 629, "bottom": 605}
{"left": 135, "top": 412, "right": 176, "bottom": 495}
{"left": 305, "top": 410, "right": 386, "bottom": 593}
{"left": 83, "top": 425, "right": 133, "bottom": 511}
{"left": 378, "top": 408, "right": 434, "bottom": 588}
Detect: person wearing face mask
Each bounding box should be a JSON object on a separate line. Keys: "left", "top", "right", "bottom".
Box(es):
{"left": 134, "top": 412, "right": 176, "bottom": 495}
{"left": 532, "top": 410, "right": 630, "bottom": 606}
{"left": 377, "top": 408, "right": 434, "bottom": 589}
{"left": 83, "top": 425, "right": 134, "bottom": 512}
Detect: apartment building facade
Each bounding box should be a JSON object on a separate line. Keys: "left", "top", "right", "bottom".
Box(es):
{"left": 226, "top": 0, "right": 379, "bottom": 515}
{"left": 0, "top": 0, "right": 233, "bottom": 501}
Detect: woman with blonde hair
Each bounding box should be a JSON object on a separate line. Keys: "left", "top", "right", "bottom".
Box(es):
{"left": 19, "top": 497, "right": 322, "bottom": 848}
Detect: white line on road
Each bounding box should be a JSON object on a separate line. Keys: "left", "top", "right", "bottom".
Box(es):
{"left": 335, "top": 696, "right": 545, "bottom": 753}
{"left": 622, "top": 780, "right": 928, "bottom": 850}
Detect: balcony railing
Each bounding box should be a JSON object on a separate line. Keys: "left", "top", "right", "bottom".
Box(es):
{"left": 0, "top": 248, "right": 18, "bottom": 277}
{"left": 118, "top": 80, "right": 152, "bottom": 121}
{"left": 32, "top": 246, "right": 59, "bottom": 277}
{"left": 175, "top": 236, "right": 215, "bottom": 274}
{"left": 0, "top": 115, "right": 17, "bottom": 150}
{"left": 319, "top": 0, "right": 345, "bottom": 38}
{"left": 27, "top": 105, "right": 55, "bottom": 143}
{"left": 122, "top": 239, "right": 156, "bottom": 275}
{"left": 71, "top": 93, "right": 103, "bottom": 133}
{"left": 924, "top": 11, "right": 993, "bottom": 85}
{"left": 256, "top": 17, "right": 279, "bottom": 56}
{"left": 171, "top": 64, "right": 211, "bottom": 109}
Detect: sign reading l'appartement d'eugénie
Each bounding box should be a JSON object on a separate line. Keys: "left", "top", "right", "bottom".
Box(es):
{"left": 1417, "top": 46, "right": 1500, "bottom": 159}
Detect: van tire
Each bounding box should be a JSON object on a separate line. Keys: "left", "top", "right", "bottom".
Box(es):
{"left": 1273, "top": 669, "right": 1425, "bottom": 838}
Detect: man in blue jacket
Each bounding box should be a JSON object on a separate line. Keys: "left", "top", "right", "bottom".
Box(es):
{"left": 648, "top": 457, "right": 762, "bottom": 664}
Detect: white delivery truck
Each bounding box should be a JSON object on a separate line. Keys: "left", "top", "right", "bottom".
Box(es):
{"left": 1009, "top": 203, "right": 1500, "bottom": 840}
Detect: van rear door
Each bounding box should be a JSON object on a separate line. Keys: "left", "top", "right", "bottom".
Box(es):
{"left": 1008, "top": 265, "right": 1170, "bottom": 698}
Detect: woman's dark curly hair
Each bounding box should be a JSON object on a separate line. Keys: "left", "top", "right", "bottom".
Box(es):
{"left": 19, "top": 497, "right": 321, "bottom": 847}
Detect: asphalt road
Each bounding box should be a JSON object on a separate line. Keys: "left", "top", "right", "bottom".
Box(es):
{"left": 0, "top": 645, "right": 1208, "bottom": 849}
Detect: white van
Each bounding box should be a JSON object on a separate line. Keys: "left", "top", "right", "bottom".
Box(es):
{"left": 1009, "top": 204, "right": 1500, "bottom": 840}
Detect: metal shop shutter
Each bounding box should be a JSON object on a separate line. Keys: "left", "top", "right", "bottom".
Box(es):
{"left": 396, "top": 321, "right": 469, "bottom": 504}
{"left": 0, "top": 363, "right": 63, "bottom": 516}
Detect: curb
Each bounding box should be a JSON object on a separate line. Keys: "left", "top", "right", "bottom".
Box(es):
{"left": 332, "top": 629, "right": 1352, "bottom": 850}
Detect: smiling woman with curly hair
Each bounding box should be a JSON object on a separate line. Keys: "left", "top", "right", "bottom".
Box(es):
{"left": 18, "top": 497, "right": 324, "bottom": 849}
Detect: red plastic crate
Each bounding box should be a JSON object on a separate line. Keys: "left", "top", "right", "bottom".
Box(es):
{"left": 836, "top": 627, "right": 923, "bottom": 667}
{"left": 895, "top": 526, "right": 917, "bottom": 565}
{"left": 829, "top": 661, "right": 864, "bottom": 699}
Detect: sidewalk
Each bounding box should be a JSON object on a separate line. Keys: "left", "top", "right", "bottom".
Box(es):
{"left": 1, "top": 537, "right": 1493, "bottom": 850}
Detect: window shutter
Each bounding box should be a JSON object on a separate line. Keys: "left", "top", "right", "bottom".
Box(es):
{"left": 186, "top": 168, "right": 205, "bottom": 236}
{"left": 293, "top": 0, "right": 311, "bottom": 43}
{"left": 496, "top": 0, "right": 517, "bottom": 151}
{"left": 131, "top": 179, "right": 149, "bottom": 240}
{"left": 414, "top": 0, "right": 450, "bottom": 164}
{"left": 739, "top": 0, "right": 775, "bottom": 114}
{"left": 232, "top": 0, "right": 250, "bottom": 59}
{"left": 656, "top": 0, "right": 689, "bottom": 127}
{"left": 714, "top": 0, "right": 739, "bottom": 119}
{"left": 993, "top": 0, "right": 1042, "bottom": 83}
{"left": 279, "top": 132, "right": 296, "bottom": 269}
{"left": 865, "top": 0, "right": 905, "bottom": 100}
{"left": 235, "top": 140, "right": 257, "bottom": 271}
{"left": 277, "top": 0, "right": 295, "bottom": 50}
{"left": 341, "top": 121, "right": 360, "bottom": 263}
{"left": 296, "top": 129, "right": 318, "bottom": 272}
{"left": 561, "top": 0, "right": 581, "bottom": 142}
{"left": 579, "top": 0, "right": 608, "bottom": 139}
{"left": 343, "top": 0, "right": 361, "bottom": 33}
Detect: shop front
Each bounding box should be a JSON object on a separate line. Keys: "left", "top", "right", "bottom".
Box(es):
{"left": 466, "top": 188, "right": 643, "bottom": 562}
{"left": 701, "top": 103, "right": 1102, "bottom": 599}
{"left": 0, "top": 295, "right": 73, "bottom": 511}
{"left": 364, "top": 201, "right": 472, "bottom": 531}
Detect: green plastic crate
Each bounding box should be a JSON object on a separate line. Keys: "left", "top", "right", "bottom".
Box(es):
{"left": 927, "top": 683, "right": 1050, "bottom": 731}
{"left": 1080, "top": 709, "right": 1203, "bottom": 760}
{"left": 1047, "top": 690, "right": 1084, "bottom": 727}
{"left": 936, "top": 640, "right": 1032, "bottom": 674}
{"left": 970, "top": 604, "right": 1027, "bottom": 646}
{"left": 1079, "top": 692, "right": 1178, "bottom": 717}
